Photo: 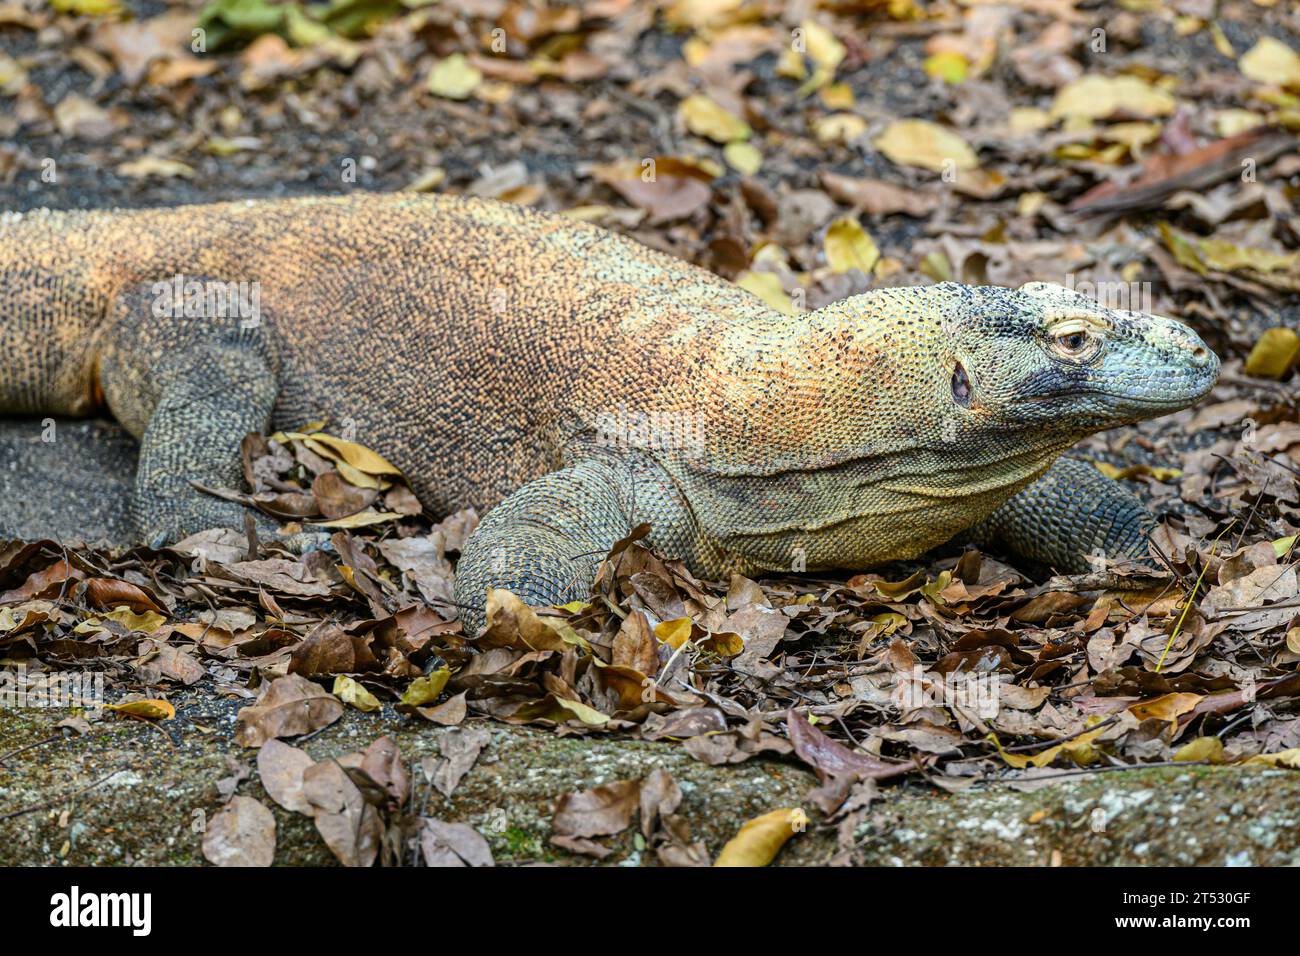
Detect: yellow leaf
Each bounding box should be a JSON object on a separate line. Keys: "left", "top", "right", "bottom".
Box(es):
{"left": 818, "top": 82, "right": 854, "bottom": 109}
{"left": 874, "top": 119, "right": 978, "bottom": 173}
{"left": 655, "top": 617, "right": 694, "bottom": 650}
{"left": 1244, "top": 748, "right": 1300, "bottom": 769}
{"left": 1240, "top": 37, "right": 1300, "bottom": 89}
{"left": 206, "top": 135, "right": 260, "bottom": 157}
{"left": 333, "top": 675, "right": 380, "bottom": 712}
{"left": 676, "top": 154, "right": 723, "bottom": 178}
{"left": 664, "top": 0, "right": 742, "bottom": 31}
{"left": 678, "top": 94, "right": 750, "bottom": 144}
{"left": 479, "top": 589, "right": 592, "bottom": 654}
{"left": 552, "top": 697, "right": 610, "bottom": 725}
{"left": 335, "top": 460, "right": 384, "bottom": 490}
{"left": 792, "top": 20, "right": 845, "bottom": 96}
{"left": 751, "top": 243, "right": 788, "bottom": 267}
{"left": 776, "top": 47, "right": 806, "bottom": 81}
{"left": 0, "top": 605, "right": 48, "bottom": 633}
{"left": 511, "top": 694, "right": 610, "bottom": 726}
{"left": 405, "top": 167, "right": 447, "bottom": 193}
{"left": 723, "top": 141, "right": 763, "bottom": 175}
{"left": 295, "top": 433, "right": 403, "bottom": 476}
{"left": 814, "top": 113, "right": 867, "bottom": 145}
{"left": 1129, "top": 692, "right": 1202, "bottom": 727}
{"left": 1158, "top": 222, "right": 1209, "bottom": 275}
{"left": 1101, "top": 121, "right": 1161, "bottom": 149}
{"left": 1050, "top": 74, "right": 1176, "bottom": 121}
{"left": 310, "top": 511, "right": 404, "bottom": 529}
{"left": 1214, "top": 108, "right": 1264, "bottom": 137}
{"left": 116, "top": 157, "right": 194, "bottom": 179}
{"left": 1017, "top": 191, "right": 1047, "bottom": 217}
{"left": 400, "top": 668, "right": 450, "bottom": 707}
{"left": 106, "top": 699, "right": 175, "bottom": 720}
{"left": 801, "top": 20, "right": 845, "bottom": 74}
{"left": 284, "top": 5, "right": 333, "bottom": 46}
{"left": 921, "top": 251, "right": 954, "bottom": 282}
{"left": 560, "top": 205, "right": 616, "bottom": 222}
{"left": 1244, "top": 327, "right": 1300, "bottom": 379}
{"left": 796, "top": 70, "right": 830, "bottom": 98}
{"left": 919, "top": 569, "right": 953, "bottom": 603}
{"left": 988, "top": 724, "right": 1107, "bottom": 769}
{"left": 1199, "top": 238, "right": 1300, "bottom": 274}
{"left": 736, "top": 271, "right": 796, "bottom": 315}
{"left": 682, "top": 36, "right": 710, "bottom": 68}
{"left": 1210, "top": 22, "right": 1236, "bottom": 59}
{"left": 1274, "top": 535, "right": 1298, "bottom": 559}
{"left": 954, "top": 166, "right": 1006, "bottom": 196}
{"left": 1009, "top": 107, "right": 1051, "bottom": 133}
{"left": 699, "top": 629, "right": 745, "bottom": 657}
{"left": 428, "top": 53, "right": 482, "bottom": 100}
{"left": 101, "top": 606, "right": 166, "bottom": 633}
{"left": 51, "top": 0, "right": 120, "bottom": 14}
{"left": 824, "top": 217, "right": 880, "bottom": 275}
{"left": 924, "top": 51, "right": 968, "bottom": 84}
{"left": 1054, "top": 142, "right": 1128, "bottom": 164}
{"left": 714, "top": 808, "right": 805, "bottom": 866}
{"left": 1174, "top": 736, "right": 1224, "bottom": 762}
{"left": 0, "top": 53, "right": 26, "bottom": 96}
{"left": 1093, "top": 462, "right": 1182, "bottom": 482}
{"left": 869, "top": 612, "right": 906, "bottom": 638}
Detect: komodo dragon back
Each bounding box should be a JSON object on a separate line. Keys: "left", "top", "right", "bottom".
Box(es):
{"left": 0, "top": 195, "right": 1219, "bottom": 635}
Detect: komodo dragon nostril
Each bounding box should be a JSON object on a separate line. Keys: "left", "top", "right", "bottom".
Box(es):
{"left": 1190, "top": 345, "right": 1211, "bottom": 367}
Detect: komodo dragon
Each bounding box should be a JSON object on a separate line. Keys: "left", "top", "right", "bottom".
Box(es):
{"left": 0, "top": 194, "right": 1218, "bottom": 635}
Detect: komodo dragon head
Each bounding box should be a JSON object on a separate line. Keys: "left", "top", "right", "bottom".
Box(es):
{"left": 676, "top": 279, "right": 1219, "bottom": 572}
{"left": 781, "top": 279, "right": 1220, "bottom": 457}
{"left": 931, "top": 280, "right": 1218, "bottom": 433}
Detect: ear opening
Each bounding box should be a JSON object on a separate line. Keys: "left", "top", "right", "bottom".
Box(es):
{"left": 952, "top": 360, "right": 972, "bottom": 407}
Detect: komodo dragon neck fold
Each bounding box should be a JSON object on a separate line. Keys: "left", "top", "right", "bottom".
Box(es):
{"left": 0, "top": 194, "right": 1219, "bottom": 636}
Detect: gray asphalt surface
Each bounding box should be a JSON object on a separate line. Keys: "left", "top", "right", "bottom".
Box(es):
{"left": 0, "top": 416, "right": 137, "bottom": 545}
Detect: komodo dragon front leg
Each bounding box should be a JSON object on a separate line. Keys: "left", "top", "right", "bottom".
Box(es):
{"left": 454, "top": 452, "right": 704, "bottom": 636}
{"left": 967, "top": 457, "right": 1155, "bottom": 575}
{"left": 131, "top": 339, "right": 278, "bottom": 545}
{"left": 454, "top": 459, "right": 634, "bottom": 637}
{"left": 98, "top": 284, "right": 283, "bottom": 546}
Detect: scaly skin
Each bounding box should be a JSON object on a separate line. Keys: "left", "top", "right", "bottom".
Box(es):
{"left": 0, "top": 194, "right": 1218, "bottom": 634}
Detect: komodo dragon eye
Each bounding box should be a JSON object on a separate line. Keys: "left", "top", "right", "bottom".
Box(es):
{"left": 1057, "top": 331, "right": 1088, "bottom": 352}
{"left": 1048, "top": 320, "right": 1101, "bottom": 360}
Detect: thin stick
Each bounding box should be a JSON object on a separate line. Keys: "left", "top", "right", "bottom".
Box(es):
{"left": 987, "top": 759, "right": 1213, "bottom": 785}
{"left": 0, "top": 767, "right": 128, "bottom": 821}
